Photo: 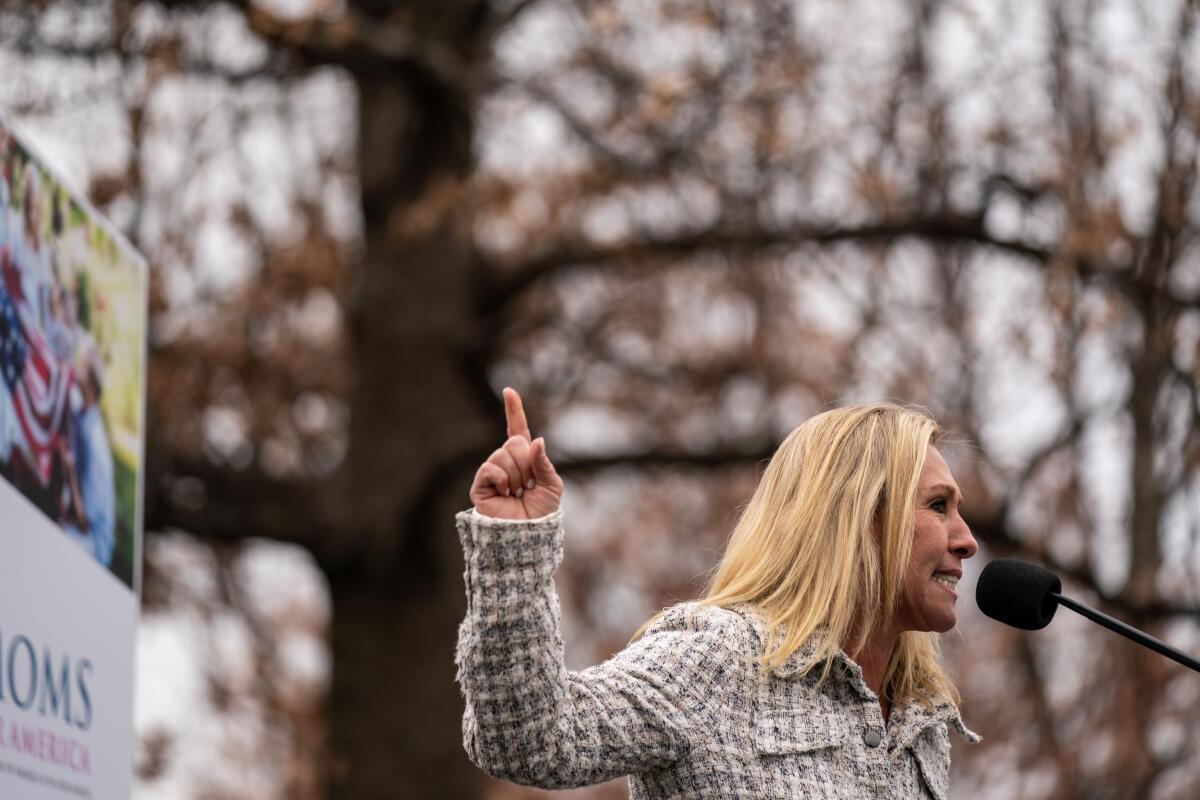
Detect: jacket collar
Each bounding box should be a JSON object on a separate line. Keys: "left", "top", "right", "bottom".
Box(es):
{"left": 730, "top": 603, "right": 980, "bottom": 748}
{"left": 888, "top": 696, "right": 981, "bottom": 751}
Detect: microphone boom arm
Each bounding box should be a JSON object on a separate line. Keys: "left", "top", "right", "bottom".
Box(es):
{"left": 1051, "top": 592, "right": 1200, "bottom": 673}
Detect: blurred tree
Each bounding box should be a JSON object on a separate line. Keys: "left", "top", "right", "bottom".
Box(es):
{"left": 3, "top": 0, "right": 1200, "bottom": 798}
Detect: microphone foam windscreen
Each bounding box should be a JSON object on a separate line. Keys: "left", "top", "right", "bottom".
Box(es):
{"left": 976, "top": 558, "right": 1062, "bottom": 630}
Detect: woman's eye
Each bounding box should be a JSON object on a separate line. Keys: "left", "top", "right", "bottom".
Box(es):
{"left": 931, "top": 499, "right": 947, "bottom": 513}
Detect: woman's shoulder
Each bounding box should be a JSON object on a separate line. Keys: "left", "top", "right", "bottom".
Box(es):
{"left": 639, "top": 601, "right": 763, "bottom": 655}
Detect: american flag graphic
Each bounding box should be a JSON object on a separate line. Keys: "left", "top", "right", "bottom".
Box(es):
{"left": 0, "top": 252, "right": 70, "bottom": 485}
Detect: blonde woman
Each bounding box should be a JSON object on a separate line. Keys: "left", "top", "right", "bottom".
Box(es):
{"left": 455, "top": 389, "right": 980, "bottom": 799}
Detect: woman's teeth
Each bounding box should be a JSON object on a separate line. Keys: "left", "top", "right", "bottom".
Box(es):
{"left": 933, "top": 573, "right": 958, "bottom": 588}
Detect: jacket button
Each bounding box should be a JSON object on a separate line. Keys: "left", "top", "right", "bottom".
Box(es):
{"left": 863, "top": 729, "right": 882, "bottom": 748}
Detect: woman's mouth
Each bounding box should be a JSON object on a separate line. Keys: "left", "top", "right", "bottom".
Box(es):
{"left": 933, "top": 572, "right": 959, "bottom": 595}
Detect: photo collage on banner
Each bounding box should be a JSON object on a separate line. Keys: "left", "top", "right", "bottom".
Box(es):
{"left": 0, "top": 120, "right": 144, "bottom": 588}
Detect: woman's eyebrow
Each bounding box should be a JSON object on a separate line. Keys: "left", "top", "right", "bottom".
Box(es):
{"left": 925, "top": 483, "right": 963, "bottom": 501}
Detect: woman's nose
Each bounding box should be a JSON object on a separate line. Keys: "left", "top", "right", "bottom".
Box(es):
{"left": 951, "top": 519, "right": 978, "bottom": 559}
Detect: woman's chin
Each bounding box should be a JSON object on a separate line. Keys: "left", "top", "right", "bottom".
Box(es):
{"left": 898, "top": 596, "right": 958, "bottom": 633}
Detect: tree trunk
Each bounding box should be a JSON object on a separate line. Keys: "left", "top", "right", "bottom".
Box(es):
{"left": 327, "top": 67, "right": 494, "bottom": 798}
{"left": 327, "top": 505, "right": 480, "bottom": 798}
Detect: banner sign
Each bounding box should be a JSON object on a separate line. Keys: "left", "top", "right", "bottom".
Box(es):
{"left": 0, "top": 116, "right": 145, "bottom": 798}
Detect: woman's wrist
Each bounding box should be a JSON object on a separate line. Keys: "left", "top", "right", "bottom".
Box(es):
{"left": 469, "top": 506, "right": 561, "bottom": 525}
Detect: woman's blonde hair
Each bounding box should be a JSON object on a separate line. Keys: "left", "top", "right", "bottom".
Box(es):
{"left": 636, "top": 403, "right": 959, "bottom": 708}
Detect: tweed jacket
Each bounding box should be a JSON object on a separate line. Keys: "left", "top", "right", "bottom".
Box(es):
{"left": 455, "top": 508, "right": 980, "bottom": 799}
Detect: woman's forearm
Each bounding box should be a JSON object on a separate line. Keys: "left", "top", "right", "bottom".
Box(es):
{"left": 454, "top": 508, "right": 717, "bottom": 789}
{"left": 454, "top": 508, "right": 581, "bottom": 786}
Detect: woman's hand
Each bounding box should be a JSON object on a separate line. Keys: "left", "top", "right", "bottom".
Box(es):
{"left": 469, "top": 387, "right": 564, "bottom": 520}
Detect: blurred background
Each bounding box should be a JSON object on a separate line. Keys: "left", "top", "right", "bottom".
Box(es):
{"left": 2, "top": 0, "right": 1199, "bottom": 797}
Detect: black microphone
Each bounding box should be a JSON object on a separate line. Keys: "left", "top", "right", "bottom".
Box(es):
{"left": 976, "top": 558, "right": 1200, "bottom": 674}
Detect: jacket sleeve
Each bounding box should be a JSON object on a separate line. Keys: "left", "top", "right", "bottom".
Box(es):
{"left": 454, "top": 508, "right": 740, "bottom": 789}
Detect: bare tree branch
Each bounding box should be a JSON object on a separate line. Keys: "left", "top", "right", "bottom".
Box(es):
{"left": 147, "top": 451, "right": 341, "bottom": 554}
{"left": 493, "top": 213, "right": 1056, "bottom": 308}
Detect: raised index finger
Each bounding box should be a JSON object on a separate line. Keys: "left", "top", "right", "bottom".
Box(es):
{"left": 503, "top": 387, "right": 532, "bottom": 440}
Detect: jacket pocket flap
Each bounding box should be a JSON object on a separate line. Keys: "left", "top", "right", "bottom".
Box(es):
{"left": 753, "top": 710, "right": 848, "bottom": 755}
